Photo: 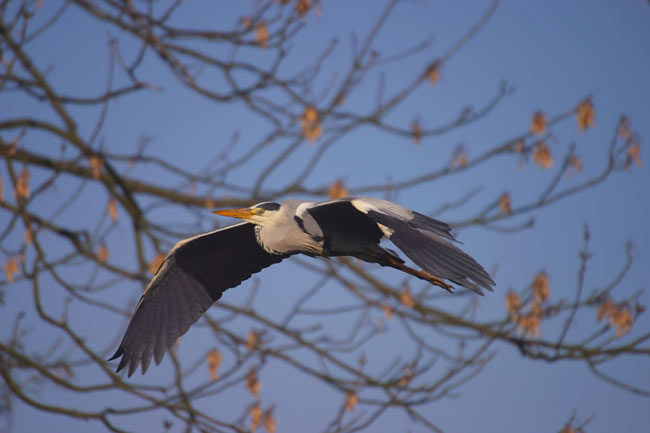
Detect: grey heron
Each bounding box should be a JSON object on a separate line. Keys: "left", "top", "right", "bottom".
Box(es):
{"left": 110, "top": 197, "right": 494, "bottom": 376}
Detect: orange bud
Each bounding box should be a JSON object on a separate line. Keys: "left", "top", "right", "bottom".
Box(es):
{"left": 246, "top": 368, "right": 261, "bottom": 397}
{"left": 328, "top": 179, "right": 349, "bottom": 199}
{"left": 108, "top": 196, "right": 118, "bottom": 224}
{"left": 207, "top": 348, "right": 222, "bottom": 381}
{"left": 411, "top": 120, "right": 423, "bottom": 145}
{"left": 301, "top": 105, "right": 322, "bottom": 143}
{"left": 498, "top": 192, "right": 512, "bottom": 216}
{"left": 256, "top": 21, "right": 269, "bottom": 47}
{"left": 533, "top": 141, "right": 553, "bottom": 169}
{"left": 4, "top": 257, "right": 18, "bottom": 283}
{"left": 343, "top": 390, "right": 357, "bottom": 412}
{"left": 400, "top": 284, "right": 414, "bottom": 308}
{"left": 530, "top": 111, "right": 547, "bottom": 135}
{"left": 98, "top": 244, "right": 109, "bottom": 263}
{"left": 577, "top": 99, "right": 595, "bottom": 131}
{"left": 89, "top": 155, "right": 103, "bottom": 180}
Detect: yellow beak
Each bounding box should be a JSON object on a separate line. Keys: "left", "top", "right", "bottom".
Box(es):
{"left": 212, "top": 208, "right": 254, "bottom": 219}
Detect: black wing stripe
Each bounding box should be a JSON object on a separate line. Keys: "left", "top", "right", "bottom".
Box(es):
{"left": 110, "top": 223, "right": 287, "bottom": 376}
{"left": 306, "top": 201, "right": 383, "bottom": 246}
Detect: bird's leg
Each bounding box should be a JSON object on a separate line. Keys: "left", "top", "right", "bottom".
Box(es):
{"left": 385, "top": 257, "right": 454, "bottom": 293}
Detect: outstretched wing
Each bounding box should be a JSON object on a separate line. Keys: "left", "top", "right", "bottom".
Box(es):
{"left": 110, "top": 222, "right": 286, "bottom": 377}
{"left": 307, "top": 197, "right": 494, "bottom": 295}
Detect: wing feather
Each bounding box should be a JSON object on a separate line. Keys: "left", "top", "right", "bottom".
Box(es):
{"left": 307, "top": 197, "right": 494, "bottom": 294}
{"left": 308, "top": 197, "right": 455, "bottom": 241}
{"left": 110, "top": 222, "right": 286, "bottom": 376}
{"left": 366, "top": 210, "right": 494, "bottom": 294}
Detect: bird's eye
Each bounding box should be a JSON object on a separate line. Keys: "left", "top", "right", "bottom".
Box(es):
{"left": 257, "top": 208, "right": 265, "bottom": 215}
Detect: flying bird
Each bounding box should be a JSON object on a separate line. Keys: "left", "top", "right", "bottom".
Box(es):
{"left": 110, "top": 197, "right": 494, "bottom": 376}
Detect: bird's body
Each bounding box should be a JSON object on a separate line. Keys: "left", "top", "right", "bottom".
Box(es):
{"left": 110, "top": 197, "right": 494, "bottom": 376}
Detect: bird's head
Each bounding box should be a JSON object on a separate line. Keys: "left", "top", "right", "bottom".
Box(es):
{"left": 212, "top": 202, "right": 282, "bottom": 226}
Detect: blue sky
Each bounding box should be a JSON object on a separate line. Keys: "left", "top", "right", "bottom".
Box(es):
{"left": 2, "top": 1, "right": 649, "bottom": 432}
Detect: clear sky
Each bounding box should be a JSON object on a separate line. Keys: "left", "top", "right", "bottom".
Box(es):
{"left": 2, "top": 1, "right": 649, "bottom": 432}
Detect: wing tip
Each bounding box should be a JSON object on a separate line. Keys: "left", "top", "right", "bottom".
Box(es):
{"left": 110, "top": 345, "right": 164, "bottom": 377}
{"left": 109, "top": 348, "right": 140, "bottom": 377}
{"left": 108, "top": 347, "right": 124, "bottom": 362}
{"left": 127, "top": 358, "right": 139, "bottom": 377}
{"left": 451, "top": 273, "right": 496, "bottom": 296}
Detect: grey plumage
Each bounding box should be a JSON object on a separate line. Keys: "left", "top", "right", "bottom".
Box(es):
{"left": 110, "top": 196, "right": 494, "bottom": 376}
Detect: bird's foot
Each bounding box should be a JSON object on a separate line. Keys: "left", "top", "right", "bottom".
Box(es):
{"left": 417, "top": 269, "right": 454, "bottom": 293}
{"left": 385, "top": 257, "right": 454, "bottom": 293}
